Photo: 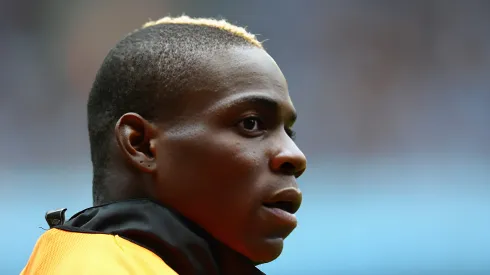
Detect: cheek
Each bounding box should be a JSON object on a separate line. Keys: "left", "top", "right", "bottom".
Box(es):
{"left": 155, "top": 130, "right": 273, "bottom": 256}
{"left": 192, "top": 135, "right": 262, "bottom": 200}
{"left": 213, "top": 142, "right": 259, "bottom": 182}
{"left": 155, "top": 130, "right": 265, "bottom": 212}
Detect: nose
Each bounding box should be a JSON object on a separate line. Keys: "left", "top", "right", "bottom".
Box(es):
{"left": 269, "top": 138, "right": 307, "bottom": 178}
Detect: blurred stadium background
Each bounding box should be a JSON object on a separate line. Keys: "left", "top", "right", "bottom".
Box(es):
{"left": 1, "top": 0, "right": 489, "bottom": 274}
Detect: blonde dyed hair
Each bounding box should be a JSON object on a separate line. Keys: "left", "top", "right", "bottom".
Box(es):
{"left": 141, "top": 15, "right": 263, "bottom": 48}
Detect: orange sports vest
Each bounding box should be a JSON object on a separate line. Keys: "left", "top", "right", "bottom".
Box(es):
{"left": 21, "top": 228, "right": 178, "bottom": 275}
{"left": 20, "top": 199, "right": 264, "bottom": 275}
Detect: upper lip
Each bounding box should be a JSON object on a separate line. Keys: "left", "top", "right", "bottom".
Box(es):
{"left": 263, "top": 187, "right": 302, "bottom": 214}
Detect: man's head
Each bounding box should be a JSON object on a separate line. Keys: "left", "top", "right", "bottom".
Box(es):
{"left": 87, "top": 16, "right": 307, "bottom": 264}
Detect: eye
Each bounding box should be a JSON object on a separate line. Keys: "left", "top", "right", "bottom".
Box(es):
{"left": 237, "top": 116, "right": 264, "bottom": 135}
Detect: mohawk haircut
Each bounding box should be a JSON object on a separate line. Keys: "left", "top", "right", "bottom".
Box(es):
{"left": 87, "top": 16, "right": 262, "bottom": 205}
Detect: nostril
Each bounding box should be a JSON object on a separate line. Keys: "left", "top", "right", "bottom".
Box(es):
{"left": 294, "top": 167, "right": 306, "bottom": 178}
{"left": 280, "top": 162, "right": 296, "bottom": 176}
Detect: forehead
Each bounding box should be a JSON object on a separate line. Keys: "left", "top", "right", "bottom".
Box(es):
{"left": 209, "top": 47, "right": 287, "bottom": 90}
{"left": 194, "top": 47, "right": 294, "bottom": 109}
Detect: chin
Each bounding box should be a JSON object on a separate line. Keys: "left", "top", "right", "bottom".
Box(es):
{"left": 246, "top": 237, "right": 285, "bottom": 265}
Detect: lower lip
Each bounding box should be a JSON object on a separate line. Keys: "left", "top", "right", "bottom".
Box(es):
{"left": 262, "top": 206, "right": 298, "bottom": 226}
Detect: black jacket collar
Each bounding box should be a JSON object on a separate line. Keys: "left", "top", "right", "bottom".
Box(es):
{"left": 57, "top": 199, "right": 265, "bottom": 275}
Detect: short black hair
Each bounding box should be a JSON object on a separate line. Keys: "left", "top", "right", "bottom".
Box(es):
{"left": 87, "top": 16, "right": 262, "bottom": 205}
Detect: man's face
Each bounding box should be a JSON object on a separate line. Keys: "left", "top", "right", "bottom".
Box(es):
{"left": 153, "top": 47, "right": 307, "bottom": 263}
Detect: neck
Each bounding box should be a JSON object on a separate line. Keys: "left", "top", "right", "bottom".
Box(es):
{"left": 215, "top": 244, "right": 262, "bottom": 275}
{"left": 95, "top": 163, "right": 155, "bottom": 204}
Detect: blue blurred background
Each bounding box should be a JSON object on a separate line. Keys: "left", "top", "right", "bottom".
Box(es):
{"left": 1, "top": 1, "right": 490, "bottom": 274}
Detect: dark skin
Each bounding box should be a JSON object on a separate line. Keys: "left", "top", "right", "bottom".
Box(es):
{"left": 111, "top": 46, "right": 307, "bottom": 264}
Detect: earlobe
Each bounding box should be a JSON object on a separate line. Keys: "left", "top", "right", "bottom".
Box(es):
{"left": 115, "top": 113, "right": 158, "bottom": 173}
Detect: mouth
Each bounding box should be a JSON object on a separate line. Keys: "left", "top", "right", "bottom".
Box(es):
{"left": 262, "top": 188, "right": 302, "bottom": 215}
{"left": 262, "top": 201, "right": 298, "bottom": 214}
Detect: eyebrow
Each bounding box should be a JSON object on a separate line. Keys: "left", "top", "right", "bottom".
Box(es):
{"left": 209, "top": 93, "right": 297, "bottom": 124}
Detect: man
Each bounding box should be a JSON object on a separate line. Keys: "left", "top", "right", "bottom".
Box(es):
{"left": 21, "top": 15, "right": 307, "bottom": 275}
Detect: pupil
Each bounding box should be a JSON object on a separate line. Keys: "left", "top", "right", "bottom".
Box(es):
{"left": 244, "top": 118, "right": 256, "bottom": 130}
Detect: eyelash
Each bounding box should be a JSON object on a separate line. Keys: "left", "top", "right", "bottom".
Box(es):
{"left": 238, "top": 116, "right": 264, "bottom": 133}
{"left": 237, "top": 115, "right": 296, "bottom": 140}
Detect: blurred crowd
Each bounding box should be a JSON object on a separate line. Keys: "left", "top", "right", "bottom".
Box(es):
{"left": 1, "top": 0, "right": 489, "bottom": 168}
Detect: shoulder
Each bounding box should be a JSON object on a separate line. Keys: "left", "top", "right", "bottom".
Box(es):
{"left": 21, "top": 228, "right": 177, "bottom": 275}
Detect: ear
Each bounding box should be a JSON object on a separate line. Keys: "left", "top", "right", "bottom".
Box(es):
{"left": 114, "top": 112, "right": 158, "bottom": 173}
